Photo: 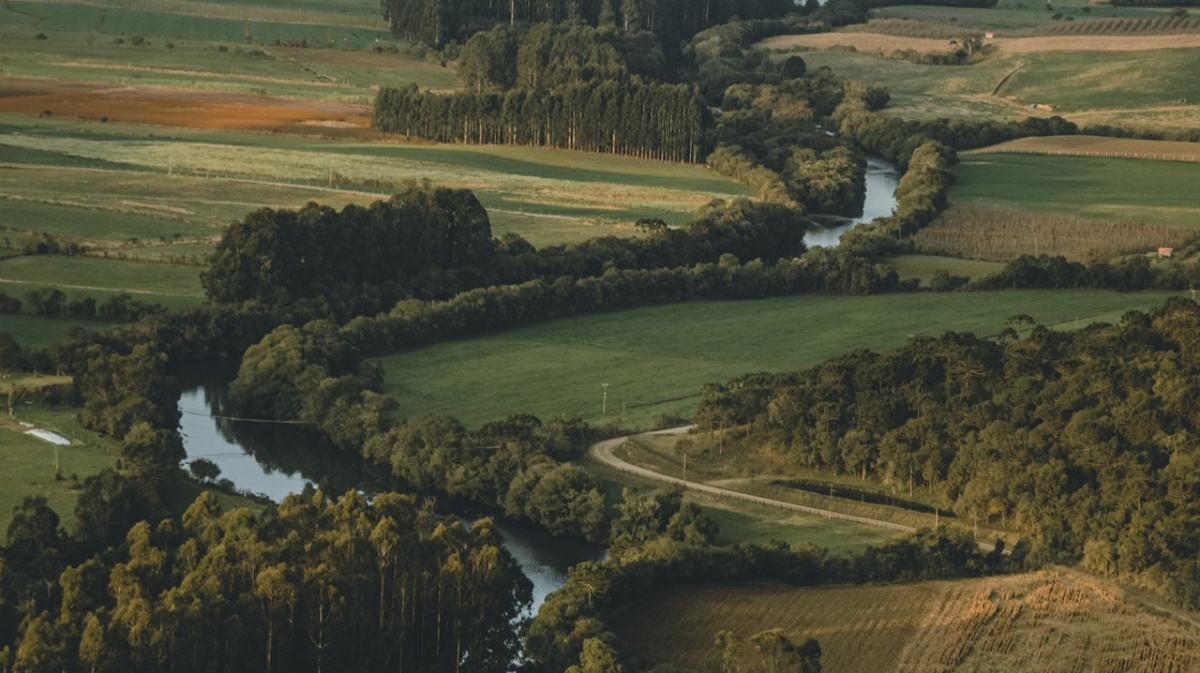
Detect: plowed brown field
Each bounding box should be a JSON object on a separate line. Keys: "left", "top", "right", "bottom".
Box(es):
{"left": 0, "top": 77, "right": 374, "bottom": 137}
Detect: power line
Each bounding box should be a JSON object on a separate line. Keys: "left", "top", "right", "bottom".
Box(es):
{"left": 180, "top": 409, "right": 312, "bottom": 425}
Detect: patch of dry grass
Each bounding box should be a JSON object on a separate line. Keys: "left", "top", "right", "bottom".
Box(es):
{"left": 614, "top": 569, "right": 1200, "bottom": 673}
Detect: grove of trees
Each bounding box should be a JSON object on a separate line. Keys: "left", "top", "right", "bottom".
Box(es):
{"left": 695, "top": 298, "right": 1200, "bottom": 606}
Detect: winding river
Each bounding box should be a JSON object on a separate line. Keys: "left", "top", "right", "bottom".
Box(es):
{"left": 804, "top": 156, "right": 901, "bottom": 248}
{"left": 174, "top": 160, "right": 900, "bottom": 613}
{"left": 177, "top": 382, "right": 605, "bottom": 615}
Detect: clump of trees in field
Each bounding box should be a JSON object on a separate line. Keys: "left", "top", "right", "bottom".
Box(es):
{"left": 695, "top": 297, "right": 1200, "bottom": 607}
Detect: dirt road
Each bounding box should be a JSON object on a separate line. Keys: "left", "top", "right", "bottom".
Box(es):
{"left": 586, "top": 427, "right": 918, "bottom": 534}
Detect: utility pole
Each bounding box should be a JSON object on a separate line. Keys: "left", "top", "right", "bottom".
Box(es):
{"left": 601, "top": 383, "right": 609, "bottom": 415}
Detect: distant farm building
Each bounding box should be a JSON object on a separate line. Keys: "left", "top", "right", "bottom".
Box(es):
{"left": 1159, "top": 247, "right": 1174, "bottom": 258}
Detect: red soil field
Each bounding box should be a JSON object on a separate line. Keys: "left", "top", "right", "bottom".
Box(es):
{"left": 0, "top": 76, "right": 375, "bottom": 138}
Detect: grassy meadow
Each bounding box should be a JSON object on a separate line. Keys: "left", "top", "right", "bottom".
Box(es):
{"left": 0, "top": 408, "right": 120, "bottom": 534}
{"left": 0, "top": 313, "right": 113, "bottom": 347}
{"left": 0, "top": 111, "right": 746, "bottom": 313}
{"left": 775, "top": 13, "right": 1200, "bottom": 132}
{"left": 612, "top": 569, "right": 1200, "bottom": 673}
{"left": 375, "top": 290, "right": 1177, "bottom": 428}
{"left": 949, "top": 153, "right": 1200, "bottom": 228}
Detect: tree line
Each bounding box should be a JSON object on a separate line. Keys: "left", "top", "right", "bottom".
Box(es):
{"left": 694, "top": 297, "right": 1200, "bottom": 608}
{"left": 201, "top": 187, "right": 819, "bottom": 317}
{"left": 379, "top": 0, "right": 794, "bottom": 49}
{"left": 0, "top": 290, "right": 165, "bottom": 323}
{"left": 375, "top": 78, "right": 707, "bottom": 162}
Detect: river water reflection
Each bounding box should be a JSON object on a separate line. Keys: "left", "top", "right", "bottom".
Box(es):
{"left": 178, "top": 382, "right": 605, "bottom": 615}
{"left": 805, "top": 157, "right": 901, "bottom": 248}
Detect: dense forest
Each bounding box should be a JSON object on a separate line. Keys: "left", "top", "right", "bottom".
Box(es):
{"left": 379, "top": 0, "right": 795, "bottom": 47}
{"left": 375, "top": 78, "right": 708, "bottom": 161}
{"left": 2, "top": 490, "right": 531, "bottom": 673}
{"left": 695, "top": 298, "right": 1200, "bottom": 606}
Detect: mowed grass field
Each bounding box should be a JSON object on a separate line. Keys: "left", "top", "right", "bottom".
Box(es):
{"left": 0, "top": 314, "right": 115, "bottom": 347}
{"left": 612, "top": 568, "right": 1200, "bottom": 673}
{"left": 950, "top": 152, "right": 1200, "bottom": 228}
{"left": 0, "top": 409, "right": 120, "bottom": 534}
{"left": 0, "top": 114, "right": 747, "bottom": 232}
{"left": 375, "top": 290, "right": 1176, "bottom": 428}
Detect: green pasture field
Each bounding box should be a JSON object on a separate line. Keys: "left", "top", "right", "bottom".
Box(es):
{"left": 0, "top": 313, "right": 112, "bottom": 348}
{"left": 886, "top": 255, "right": 1007, "bottom": 285}
{"left": 0, "top": 0, "right": 453, "bottom": 101}
{"left": 0, "top": 403, "right": 262, "bottom": 538}
{"left": 0, "top": 197, "right": 214, "bottom": 243}
{"left": 376, "top": 290, "right": 1176, "bottom": 428}
{"left": 0, "top": 1, "right": 387, "bottom": 44}
{"left": 487, "top": 210, "right": 640, "bottom": 247}
{"left": 798, "top": 46, "right": 1200, "bottom": 129}
{"left": 871, "top": 4, "right": 1168, "bottom": 31}
{"left": 0, "top": 35, "right": 454, "bottom": 102}
{"left": 1004, "top": 49, "right": 1200, "bottom": 115}
{"left": 0, "top": 255, "right": 205, "bottom": 303}
{"left": 0, "top": 408, "right": 119, "bottom": 535}
{"left": 798, "top": 50, "right": 1017, "bottom": 121}
{"left": 0, "top": 115, "right": 744, "bottom": 234}
{"left": 951, "top": 153, "right": 1200, "bottom": 227}
{"left": 7, "top": 373, "right": 72, "bottom": 390}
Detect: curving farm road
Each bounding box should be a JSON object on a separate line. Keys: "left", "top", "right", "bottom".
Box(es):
{"left": 587, "top": 427, "right": 918, "bottom": 535}
{"left": 588, "top": 433, "right": 1200, "bottom": 630}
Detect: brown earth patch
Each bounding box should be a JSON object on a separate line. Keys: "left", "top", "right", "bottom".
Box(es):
{"left": 759, "top": 31, "right": 1200, "bottom": 54}
{"left": 0, "top": 76, "right": 377, "bottom": 138}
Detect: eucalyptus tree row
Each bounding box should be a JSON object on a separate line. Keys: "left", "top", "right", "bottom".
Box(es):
{"left": 375, "top": 79, "right": 708, "bottom": 162}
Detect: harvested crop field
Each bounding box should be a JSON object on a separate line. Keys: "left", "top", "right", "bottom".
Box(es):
{"left": 613, "top": 569, "right": 1200, "bottom": 673}
{"left": 759, "top": 32, "right": 1200, "bottom": 54}
{"left": 967, "top": 135, "right": 1200, "bottom": 161}
{"left": 914, "top": 204, "right": 1195, "bottom": 262}
{"left": 0, "top": 77, "right": 373, "bottom": 136}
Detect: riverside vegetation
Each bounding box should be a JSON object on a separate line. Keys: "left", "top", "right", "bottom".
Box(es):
{"left": 4, "top": 0, "right": 1200, "bottom": 670}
